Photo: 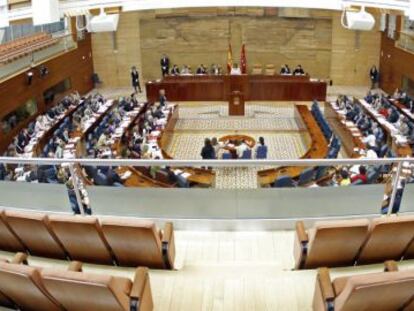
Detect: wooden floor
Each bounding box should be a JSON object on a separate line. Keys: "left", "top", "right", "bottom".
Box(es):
{"left": 2, "top": 230, "right": 414, "bottom": 311}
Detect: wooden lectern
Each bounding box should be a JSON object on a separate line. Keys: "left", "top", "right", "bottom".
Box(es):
{"left": 229, "top": 90, "right": 245, "bottom": 116}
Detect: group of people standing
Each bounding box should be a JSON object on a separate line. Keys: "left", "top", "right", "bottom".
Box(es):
{"left": 200, "top": 137, "right": 268, "bottom": 160}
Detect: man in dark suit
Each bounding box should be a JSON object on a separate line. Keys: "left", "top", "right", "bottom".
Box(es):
{"left": 160, "top": 54, "right": 170, "bottom": 77}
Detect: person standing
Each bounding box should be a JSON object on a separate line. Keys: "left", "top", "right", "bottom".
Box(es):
{"left": 130, "top": 66, "right": 142, "bottom": 93}
{"left": 369, "top": 65, "right": 379, "bottom": 89}
{"left": 160, "top": 54, "right": 170, "bottom": 77}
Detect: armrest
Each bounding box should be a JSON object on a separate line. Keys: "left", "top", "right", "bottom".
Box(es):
{"left": 161, "top": 222, "right": 175, "bottom": 270}
{"left": 130, "top": 267, "right": 149, "bottom": 311}
{"left": 296, "top": 221, "right": 309, "bottom": 243}
{"left": 317, "top": 268, "right": 335, "bottom": 301}
{"left": 68, "top": 261, "right": 83, "bottom": 272}
{"left": 11, "top": 252, "right": 28, "bottom": 265}
{"left": 384, "top": 260, "right": 399, "bottom": 272}
{"left": 294, "top": 221, "right": 309, "bottom": 269}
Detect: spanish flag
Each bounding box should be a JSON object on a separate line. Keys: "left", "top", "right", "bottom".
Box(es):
{"left": 240, "top": 44, "right": 247, "bottom": 74}
{"left": 227, "top": 43, "right": 233, "bottom": 74}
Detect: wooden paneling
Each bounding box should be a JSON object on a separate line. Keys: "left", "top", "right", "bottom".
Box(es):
{"left": 145, "top": 75, "right": 327, "bottom": 102}
{"left": 379, "top": 32, "right": 414, "bottom": 94}
{"left": 0, "top": 34, "right": 94, "bottom": 152}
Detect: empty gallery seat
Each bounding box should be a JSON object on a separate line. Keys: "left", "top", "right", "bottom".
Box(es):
{"left": 41, "top": 267, "right": 153, "bottom": 311}
{"left": 0, "top": 262, "right": 63, "bottom": 311}
{"left": 0, "top": 210, "right": 25, "bottom": 253}
{"left": 357, "top": 215, "right": 414, "bottom": 265}
{"left": 294, "top": 219, "right": 370, "bottom": 269}
{"left": 101, "top": 219, "right": 175, "bottom": 269}
{"left": 313, "top": 265, "right": 414, "bottom": 311}
{"left": 4, "top": 210, "right": 68, "bottom": 259}
{"left": 48, "top": 214, "right": 115, "bottom": 265}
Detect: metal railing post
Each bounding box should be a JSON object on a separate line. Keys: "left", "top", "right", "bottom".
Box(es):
{"left": 387, "top": 161, "right": 403, "bottom": 216}
{"left": 68, "top": 163, "right": 85, "bottom": 215}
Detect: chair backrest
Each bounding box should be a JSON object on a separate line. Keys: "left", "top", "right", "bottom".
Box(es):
{"left": 48, "top": 215, "right": 114, "bottom": 265}
{"left": 357, "top": 216, "right": 414, "bottom": 265}
{"left": 251, "top": 64, "right": 263, "bottom": 75}
{"left": 334, "top": 270, "right": 414, "bottom": 311}
{"left": 256, "top": 145, "right": 268, "bottom": 159}
{"left": 366, "top": 169, "right": 380, "bottom": 184}
{"left": 315, "top": 166, "right": 329, "bottom": 181}
{"left": 241, "top": 149, "right": 252, "bottom": 159}
{"left": 265, "top": 64, "right": 275, "bottom": 75}
{"left": 0, "top": 262, "right": 63, "bottom": 311}
{"left": 272, "top": 175, "right": 294, "bottom": 188}
{"left": 305, "top": 219, "right": 370, "bottom": 268}
{"left": 298, "top": 168, "right": 315, "bottom": 186}
{"left": 4, "top": 210, "right": 67, "bottom": 259}
{"left": 100, "top": 218, "right": 165, "bottom": 268}
{"left": 94, "top": 171, "right": 109, "bottom": 186}
{"left": 0, "top": 210, "right": 26, "bottom": 252}
{"left": 41, "top": 268, "right": 132, "bottom": 311}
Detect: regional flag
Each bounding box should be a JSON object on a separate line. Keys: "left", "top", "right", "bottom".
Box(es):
{"left": 227, "top": 43, "right": 233, "bottom": 74}
{"left": 240, "top": 44, "right": 247, "bottom": 74}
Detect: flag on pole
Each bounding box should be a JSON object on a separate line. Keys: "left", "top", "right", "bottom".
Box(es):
{"left": 240, "top": 44, "right": 247, "bottom": 74}
{"left": 227, "top": 43, "right": 233, "bottom": 74}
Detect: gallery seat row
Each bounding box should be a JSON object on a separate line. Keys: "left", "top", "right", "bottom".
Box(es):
{"left": 313, "top": 261, "right": 414, "bottom": 311}
{"left": 0, "top": 32, "right": 58, "bottom": 64}
{"left": 295, "top": 215, "right": 414, "bottom": 269}
{"left": 0, "top": 252, "right": 153, "bottom": 311}
{"left": 0, "top": 209, "right": 175, "bottom": 269}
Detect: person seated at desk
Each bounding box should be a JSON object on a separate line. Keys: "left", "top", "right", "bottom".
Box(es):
{"left": 170, "top": 64, "right": 180, "bottom": 75}
{"left": 362, "top": 129, "right": 377, "bottom": 149}
{"left": 351, "top": 165, "right": 368, "bottom": 184}
{"left": 230, "top": 63, "right": 241, "bottom": 75}
{"left": 387, "top": 107, "right": 400, "bottom": 123}
{"left": 210, "top": 64, "right": 221, "bottom": 75}
{"left": 293, "top": 64, "right": 305, "bottom": 76}
{"left": 280, "top": 64, "right": 291, "bottom": 75}
{"left": 337, "top": 169, "right": 351, "bottom": 186}
{"left": 196, "top": 64, "right": 207, "bottom": 75}
{"left": 106, "top": 168, "right": 124, "bottom": 187}
{"left": 181, "top": 65, "right": 192, "bottom": 75}
{"left": 365, "top": 145, "right": 378, "bottom": 159}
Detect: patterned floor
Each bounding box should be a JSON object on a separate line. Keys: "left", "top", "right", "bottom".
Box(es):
{"left": 166, "top": 103, "right": 308, "bottom": 189}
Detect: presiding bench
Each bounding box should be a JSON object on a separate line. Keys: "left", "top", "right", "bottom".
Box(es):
{"left": 0, "top": 209, "right": 175, "bottom": 269}
{"left": 0, "top": 253, "right": 153, "bottom": 311}
{"left": 294, "top": 216, "right": 414, "bottom": 269}
{"left": 313, "top": 262, "right": 414, "bottom": 311}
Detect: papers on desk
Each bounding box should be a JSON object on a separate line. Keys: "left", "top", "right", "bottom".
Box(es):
{"left": 394, "top": 135, "right": 408, "bottom": 144}
{"left": 121, "top": 170, "right": 132, "bottom": 180}
{"left": 173, "top": 169, "right": 183, "bottom": 175}
{"left": 181, "top": 172, "right": 191, "bottom": 179}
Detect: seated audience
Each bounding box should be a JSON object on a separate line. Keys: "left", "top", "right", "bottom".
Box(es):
{"left": 280, "top": 64, "right": 291, "bottom": 75}
{"left": 170, "top": 64, "right": 180, "bottom": 75}
{"left": 351, "top": 166, "right": 368, "bottom": 184}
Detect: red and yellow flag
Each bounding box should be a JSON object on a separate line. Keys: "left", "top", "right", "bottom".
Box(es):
{"left": 240, "top": 44, "right": 247, "bottom": 74}
{"left": 227, "top": 43, "right": 233, "bottom": 74}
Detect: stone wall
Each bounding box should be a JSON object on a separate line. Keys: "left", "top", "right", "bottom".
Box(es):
{"left": 91, "top": 8, "right": 380, "bottom": 87}
{"left": 140, "top": 12, "right": 332, "bottom": 81}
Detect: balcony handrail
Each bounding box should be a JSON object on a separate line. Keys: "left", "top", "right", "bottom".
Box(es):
{"left": 0, "top": 156, "right": 412, "bottom": 167}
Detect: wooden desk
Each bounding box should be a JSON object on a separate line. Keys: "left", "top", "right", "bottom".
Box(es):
{"left": 257, "top": 105, "right": 329, "bottom": 187}
{"left": 357, "top": 99, "right": 412, "bottom": 157}
{"left": 324, "top": 102, "right": 366, "bottom": 158}
{"left": 146, "top": 74, "right": 327, "bottom": 102}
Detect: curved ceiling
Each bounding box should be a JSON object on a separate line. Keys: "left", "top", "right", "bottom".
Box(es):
{"left": 5, "top": 0, "right": 413, "bottom": 22}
